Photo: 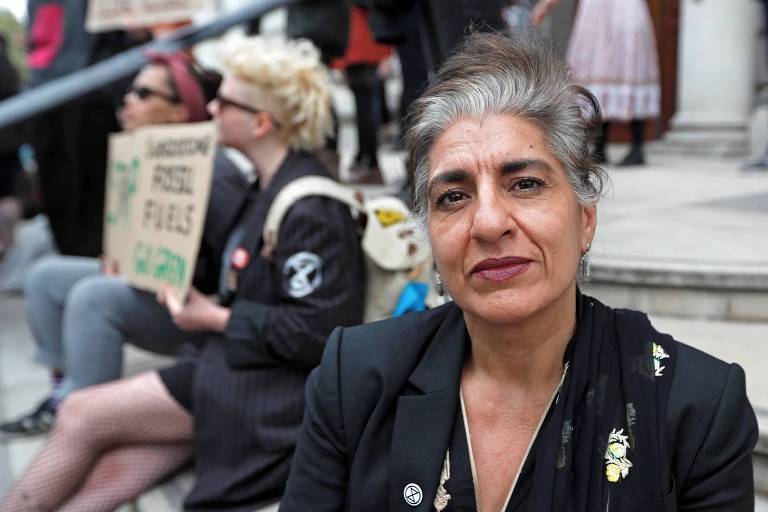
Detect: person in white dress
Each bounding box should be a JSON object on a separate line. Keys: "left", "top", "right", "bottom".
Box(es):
{"left": 533, "top": 0, "right": 661, "bottom": 166}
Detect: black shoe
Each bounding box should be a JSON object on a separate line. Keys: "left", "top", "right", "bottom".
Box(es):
{"left": 346, "top": 163, "right": 384, "bottom": 184}
{"left": 742, "top": 155, "right": 768, "bottom": 171}
{"left": 0, "top": 398, "right": 58, "bottom": 438}
{"left": 617, "top": 147, "right": 645, "bottom": 167}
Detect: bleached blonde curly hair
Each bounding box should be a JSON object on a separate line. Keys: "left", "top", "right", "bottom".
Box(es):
{"left": 222, "top": 37, "right": 332, "bottom": 152}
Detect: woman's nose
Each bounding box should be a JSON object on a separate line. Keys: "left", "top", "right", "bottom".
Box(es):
{"left": 469, "top": 188, "right": 515, "bottom": 243}
{"left": 124, "top": 89, "right": 138, "bottom": 106}
{"left": 207, "top": 99, "right": 219, "bottom": 118}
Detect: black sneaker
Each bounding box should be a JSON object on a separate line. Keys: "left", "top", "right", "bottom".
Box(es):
{"left": 0, "top": 398, "right": 58, "bottom": 438}
{"left": 742, "top": 155, "right": 768, "bottom": 172}
{"left": 617, "top": 147, "right": 646, "bottom": 167}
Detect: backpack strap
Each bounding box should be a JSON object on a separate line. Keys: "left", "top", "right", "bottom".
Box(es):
{"left": 261, "top": 176, "right": 364, "bottom": 259}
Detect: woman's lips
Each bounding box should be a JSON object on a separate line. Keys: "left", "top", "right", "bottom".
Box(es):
{"left": 472, "top": 257, "right": 531, "bottom": 281}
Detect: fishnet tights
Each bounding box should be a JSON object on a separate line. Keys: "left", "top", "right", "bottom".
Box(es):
{"left": 1, "top": 371, "right": 193, "bottom": 512}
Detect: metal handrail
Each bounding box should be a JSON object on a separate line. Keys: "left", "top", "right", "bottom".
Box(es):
{"left": 0, "top": 0, "right": 299, "bottom": 130}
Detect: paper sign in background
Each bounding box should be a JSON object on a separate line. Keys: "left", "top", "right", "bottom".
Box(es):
{"left": 86, "top": 0, "right": 213, "bottom": 33}
{"left": 103, "top": 122, "right": 217, "bottom": 298}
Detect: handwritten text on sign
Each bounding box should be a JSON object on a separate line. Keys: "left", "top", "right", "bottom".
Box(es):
{"left": 86, "top": 0, "right": 214, "bottom": 33}
{"left": 104, "top": 122, "right": 217, "bottom": 297}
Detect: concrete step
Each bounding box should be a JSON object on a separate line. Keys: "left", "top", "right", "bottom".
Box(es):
{"left": 657, "top": 129, "right": 750, "bottom": 158}
{"left": 583, "top": 258, "right": 768, "bottom": 322}
{"left": 125, "top": 471, "right": 279, "bottom": 512}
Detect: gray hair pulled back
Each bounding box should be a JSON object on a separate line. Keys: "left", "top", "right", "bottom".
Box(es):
{"left": 406, "top": 32, "right": 608, "bottom": 225}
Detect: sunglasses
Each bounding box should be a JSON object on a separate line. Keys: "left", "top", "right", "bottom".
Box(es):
{"left": 215, "top": 93, "right": 282, "bottom": 128}
{"left": 128, "top": 85, "right": 179, "bottom": 103}
{"left": 215, "top": 93, "right": 263, "bottom": 113}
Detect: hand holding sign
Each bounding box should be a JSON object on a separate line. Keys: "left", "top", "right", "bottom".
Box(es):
{"left": 157, "top": 284, "right": 230, "bottom": 333}
{"left": 99, "top": 256, "right": 120, "bottom": 276}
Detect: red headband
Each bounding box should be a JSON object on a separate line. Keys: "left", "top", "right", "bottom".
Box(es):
{"left": 145, "top": 50, "right": 209, "bottom": 123}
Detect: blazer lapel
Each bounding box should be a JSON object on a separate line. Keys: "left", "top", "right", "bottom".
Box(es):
{"left": 389, "top": 305, "right": 467, "bottom": 511}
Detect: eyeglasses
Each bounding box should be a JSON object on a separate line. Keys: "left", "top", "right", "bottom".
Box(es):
{"left": 215, "top": 93, "right": 263, "bottom": 114}
{"left": 127, "top": 85, "right": 179, "bottom": 103}
{"left": 215, "top": 93, "right": 282, "bottom": 128}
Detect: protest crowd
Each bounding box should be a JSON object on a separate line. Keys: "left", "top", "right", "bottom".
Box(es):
{"left": 0, "top": 0, "right": 765, "bottom": 511}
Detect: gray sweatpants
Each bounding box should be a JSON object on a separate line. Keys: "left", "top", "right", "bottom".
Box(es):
{"left": 24, "top": 255, "right": 202, "bottom": 400}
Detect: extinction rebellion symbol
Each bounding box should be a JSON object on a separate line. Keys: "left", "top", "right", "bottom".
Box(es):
{"left": 403, "top": 483, "right": 422, "bottom": 506}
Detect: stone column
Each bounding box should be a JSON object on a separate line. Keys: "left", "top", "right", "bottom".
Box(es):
{"left": 666, "top": 0, "right": 763, "bottom": 156}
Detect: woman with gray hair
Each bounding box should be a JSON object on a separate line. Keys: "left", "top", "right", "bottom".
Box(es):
{"left": 280, "top": 33, "right": 757, "bottom": 511}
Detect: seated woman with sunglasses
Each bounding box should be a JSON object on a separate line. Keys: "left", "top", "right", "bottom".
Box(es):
{"left": 0, "top": 53, "right": 248, "bottom": 438}
{"left": 1, "top": 37, "right": 365, "bottom": 511}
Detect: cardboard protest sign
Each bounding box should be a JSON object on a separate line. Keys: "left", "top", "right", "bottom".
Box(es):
{"left": 103, "top": 122, "right": 217, "bottom": 298}
{"left": 86, "top": 0, "right": 213, "bottom": 33}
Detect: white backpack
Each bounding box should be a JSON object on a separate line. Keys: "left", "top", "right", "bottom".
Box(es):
{"left": 261, "top": 176, "right": 441, "bottom": 322}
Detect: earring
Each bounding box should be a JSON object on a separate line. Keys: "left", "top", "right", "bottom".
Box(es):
{"left": 435, "top": 273, "right": 445, "bottom": 296}
{"left": 581, "top": 243, "right": 592, "bottom": 278}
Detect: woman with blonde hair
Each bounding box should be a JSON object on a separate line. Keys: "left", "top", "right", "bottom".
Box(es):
{"left": 2, "top": 37, "right": 365, "bottom": 512}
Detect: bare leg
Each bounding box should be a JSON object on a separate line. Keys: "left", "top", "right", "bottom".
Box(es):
{"left": 1, "top": 372, "right": 193, "bottom": 512}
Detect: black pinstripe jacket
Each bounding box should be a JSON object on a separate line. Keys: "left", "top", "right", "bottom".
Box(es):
{"left": 183, "top": 150, "right": 366, "bottom": 511}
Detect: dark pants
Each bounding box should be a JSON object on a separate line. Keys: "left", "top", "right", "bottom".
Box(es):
{"left": 347, "top": 64, "right": 383, "bottom": 169}
{"left": 30, "top": 100, "right": 118, "bottom": 257}
{"left": 397, "top": 10, "right": 429, "bottom": 132}
{"left": 0, "top": 154, "right": 20, "bottom": 200}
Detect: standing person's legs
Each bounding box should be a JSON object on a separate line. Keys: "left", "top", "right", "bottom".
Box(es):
{"left": 32, "top": 101, "right": 115, "bottom": 257}
{"left": 72, "top": 102, "right": 115, "bottom": 257}
{"left": 618, "top": 119, "right": 646, "bottom": 166}
{"left": 348, "top": 64, "right": 380, "bottom": 169}
{"left": 347, "top": 64, "right": 384, "bottom": 185}
{"left": 55, "top": 274, "right": 202, "bottom": 400}
{"left": 0, "top": 372, "right": 194, "bottom": 512}
{"left": 0, "top": 153, "right": 22, "bottom": 255}
{"left": 397, "top": 11, "right": 429, "bottom": 137}
{"left": 595, "top": 121, "right": 610, "bottom": 164}
{"left": 31, "top": 107, "right": 79, "bottom": 255}
{"left": 395, "top": 14, "right": 429, "bottom": 200}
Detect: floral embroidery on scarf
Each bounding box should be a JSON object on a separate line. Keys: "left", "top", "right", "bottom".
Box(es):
{"left": 434, "top": 450, "right": 451, "bottom": 511}
{"left": 652, "top": 342, "right": 670, "bottom": 377}
{"left": 605, "top": 428, "right": 633, "bottom": 483}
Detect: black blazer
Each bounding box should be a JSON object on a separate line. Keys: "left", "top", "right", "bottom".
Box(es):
{"left": 280, "top": 302, "right": 758, "bottom": 511}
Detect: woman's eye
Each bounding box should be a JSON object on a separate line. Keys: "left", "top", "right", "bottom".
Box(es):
{"left": 514, "top": 178, "right": 544, "bottom": 191}
{"left": 435, "top": 190, "right": 466, "bottom": 207}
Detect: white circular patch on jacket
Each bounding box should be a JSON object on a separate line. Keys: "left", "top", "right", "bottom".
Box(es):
{"left": 283, "top": 251, "right": 323, "bottom": 298}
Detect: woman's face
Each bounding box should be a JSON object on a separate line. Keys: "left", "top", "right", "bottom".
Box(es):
{"left": 207, "top": 76, "right": 258, "bottom": 152}
{"left": 119, "top": 64, "right": 188, "bottom": 131}
{"left": 427, "top": 114, "right": 596, "bottom": 326}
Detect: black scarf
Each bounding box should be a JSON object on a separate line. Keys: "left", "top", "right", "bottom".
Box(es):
{"left": 527, "top": 294, "right": 677, "bottom": 511}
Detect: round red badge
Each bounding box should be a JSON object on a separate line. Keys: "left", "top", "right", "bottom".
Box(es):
{"left": 231, "top": 247, "right": 250, "bottom": 270}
